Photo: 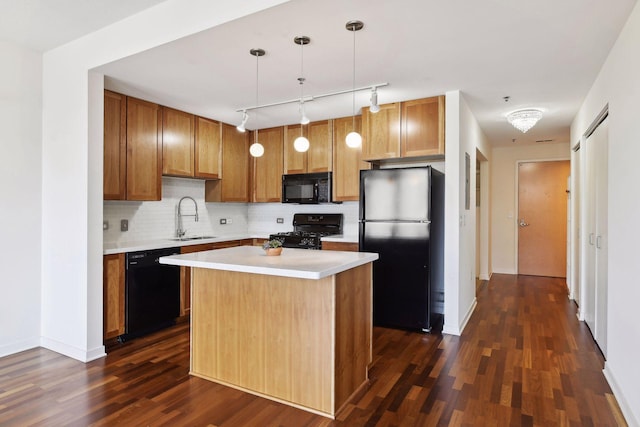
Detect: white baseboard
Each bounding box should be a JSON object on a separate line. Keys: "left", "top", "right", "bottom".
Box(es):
{"left": 0, "top": 337, "right": 40, "bottom": 358}
{"left": 491, "top": 268, "right": 516, "bottom": 275}
{"left": 40, "top": 337, "right": 106, "bottom": 363}
{"left": 603, "top": 363, "right": 640, "bottom": 427}
{"left": 479, "top": 272, "right": 491, "bottom": 281}
{"left": 442, "top": 298, "right": 477, "bottom": 336}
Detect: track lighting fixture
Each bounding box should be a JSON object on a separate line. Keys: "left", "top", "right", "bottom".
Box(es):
{"left": 299, "top": 100, "right": 310, "bottom": 125}
{"left": 248, "top": 48, "right": 265, "bottom": 157}
{"left": 345, "top": 20, "right": 364, "bottom": 148}
{"left": 369, "top": 87, "right": 380, "bottom": 113}
{"left": 236, "top": 110, "right": 248, "bottom": 132}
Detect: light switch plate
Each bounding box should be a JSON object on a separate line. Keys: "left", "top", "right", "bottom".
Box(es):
{"left": 277, "top": 218, "right": 284, "bottom": 224}
{"left": 220, "top": 218, "right": 227, "bottom": 225}
{"left": 120, "top": 219, "right": 128, "bottom": 232}
{"left": 227, "top": 218, "right": 233, "bottom": 224}
{"left": 103, "top": 221, "right": 109, "bottom": 230}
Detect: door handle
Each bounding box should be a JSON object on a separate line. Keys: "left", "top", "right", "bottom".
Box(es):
{"left": 589, "top": 233, "right": 595, "bottom": 245}
{"left": 596, "top": 235, "right": 602, "bottom": 249}
{"left": 519, "top": 219, "right": 529, "bottom": 227}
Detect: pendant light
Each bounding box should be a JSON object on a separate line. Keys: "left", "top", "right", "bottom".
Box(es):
{"left": 249, "top": 48, "right": 265, "bottom": 157}
{"left": 345, "top": 20, "right": 363, "bottom": 148}
{"left": 294, "top": 36, "right": 310, "bottom": 153}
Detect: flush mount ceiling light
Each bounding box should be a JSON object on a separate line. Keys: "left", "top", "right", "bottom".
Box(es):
{"left": 369, "top": 87, "right": 380, "bottom": 113}
{"left": 507, "top": 109, "right": 543, "bottom": 133}
{"left": 249, "top": 48, "right": 265, "bottom": 158}
{"left": 345, "top": 20, "right": 363, "bottom": 148}
{"left": 236, "top": 110, "right": 248, "bottom": 132}
{"left": 294, "top": 36, "right": 311, "bottom": 153}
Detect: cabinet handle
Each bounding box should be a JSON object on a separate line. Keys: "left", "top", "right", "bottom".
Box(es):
{"left": 596, "top": 235, "right": 602, "bottom": 249}
{"left": 589, "top": 233, "right": 595, "bottom": 245}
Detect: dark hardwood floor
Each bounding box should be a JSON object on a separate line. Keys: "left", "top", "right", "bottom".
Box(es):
{"left": 0, "top": 274, "right": 627, "bottom": 426}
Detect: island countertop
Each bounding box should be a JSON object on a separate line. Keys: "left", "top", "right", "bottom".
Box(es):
{"left": 159, "top": 245, "right": 378, "bottom": 280}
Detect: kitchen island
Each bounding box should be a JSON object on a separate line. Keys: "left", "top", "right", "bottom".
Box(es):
{"left": 160, "top": 246, "right": 378, "bottom": 419}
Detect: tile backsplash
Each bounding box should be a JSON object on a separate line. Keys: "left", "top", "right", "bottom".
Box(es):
{"left": 104, "top": 177, "right": 358, "bottom": 244}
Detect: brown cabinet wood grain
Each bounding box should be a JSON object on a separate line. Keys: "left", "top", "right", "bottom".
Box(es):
{"left": 195, "top": 116, "right": 222, "bottom": 179}
{"left": 207, "top": 123, "right": 249, "bottom": 202}
{"left": 307, "top": 120, "right": 332, "bottom": 173}
{"left": 179, "top": 240, "right": 246, "bottom": 317}
{"left": 251, "top": 126, "right": 283, "bottom": 202}
{"left": 362, "top": 103, "right": 401, "bottom": 160}
{"left": 401, "top": 96, "right": 445, "bottom": 157}
{"left": 332, "top": 116, "right": 369, "bottom": 201}
{"left": 126, "top": 97, "right": 162, "bottom": 201}
{"left": 322, "top": 241, "right": 359, "bottom": 252}
{"left": 162, "top": 107, "right": 195, "bottom": 177}
{"left": 283, "top": 124, "right": 307, "bottom": 174}
{"left": 103, "top": 90, "right": 126, "bottom": 200}
{"left": 103, "top": 253, "right": 125, "bottom": 340}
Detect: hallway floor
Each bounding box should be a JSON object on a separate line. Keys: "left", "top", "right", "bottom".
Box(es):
{"left": 0, "top": 274, "right": 626, "bottom": 426}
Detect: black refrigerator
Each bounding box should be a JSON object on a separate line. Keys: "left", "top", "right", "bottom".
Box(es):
{"left": 359, "top": 166, "right": 444, "bottom": 333}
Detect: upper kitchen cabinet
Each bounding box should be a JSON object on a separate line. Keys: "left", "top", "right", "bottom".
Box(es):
{"left": 162, "top": 107, "right": 195, "bottom": 177}
{"left": 283, "top": 124, "right": 307, "bottom": 174}
{"left": 206, "top": 123, "right": 249, "bottom": 202}
{"left": 362, "top": 102, "right": 401, "bottom": 160}
{"left": 307, "top": 120, "right": 333, "bottom": 173}
{"left": 333, "top": 116, "right": 369, "bottom": 201}
{"left": 194, "top": 116, "right": 222, "bottom": 179}
{"left": 401, "top": 96, "right": 445, "bottom": 157}
{"left": 251, "top": 126, "right": 284, "bottom": 203}
{"left": 362, "top": 96, "right": 445, "bottom": 161}
{"left": 126, "top": 96, "right": 162, "bottom": 201}
{"left": 283, "top": 120, "right": 332, "bottom": 174}
{"left": 103, "top": 90, "right": 126, "bottom": 200}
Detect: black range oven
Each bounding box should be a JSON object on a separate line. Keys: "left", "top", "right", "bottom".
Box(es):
{"left": 269, "top": 213, "right": 343, "bottom": 250}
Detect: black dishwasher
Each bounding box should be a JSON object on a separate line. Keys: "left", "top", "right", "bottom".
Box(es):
{"left": 124, "top": 247, "right": 181, "bottom": 340}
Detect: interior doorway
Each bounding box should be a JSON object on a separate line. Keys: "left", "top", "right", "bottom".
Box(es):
{"left": 517, "top": 160, "right": 570, "bottom": 277}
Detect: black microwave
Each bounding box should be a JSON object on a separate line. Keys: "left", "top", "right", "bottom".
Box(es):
{"left": 282, "top": 172, "right": 332, "bottom": 204}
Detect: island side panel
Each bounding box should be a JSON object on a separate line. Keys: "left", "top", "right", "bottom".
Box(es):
{"left": 190, "top": 268, "right": 334, "bottom": 415}
{"left": 334, "top": 263, "right": 373, "bottom": 412}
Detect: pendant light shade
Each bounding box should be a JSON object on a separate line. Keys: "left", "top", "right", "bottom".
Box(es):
{"left": 249, "top": 48, "right": 265, "bottom": 157}
{"left": 345, "top": 20, "right": 363, "bottom": 148}
{"left": 294, "top": 135, "right": 310, "bottom": 152}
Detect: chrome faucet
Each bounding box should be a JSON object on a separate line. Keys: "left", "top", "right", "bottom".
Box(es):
{"left": 176, "top": 196, "right": 199, "bottom": 238}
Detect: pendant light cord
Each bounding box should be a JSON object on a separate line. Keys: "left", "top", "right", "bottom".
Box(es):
{"left": 255, "top": 52, "right": 259, "bottom": 144}
{"left": 352, "top": 23, "right": 356, "bottom": 131}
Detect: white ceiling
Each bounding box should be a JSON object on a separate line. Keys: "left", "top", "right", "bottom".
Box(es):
{"left": 2, "top": 0, "right": 637, "bottom": 147}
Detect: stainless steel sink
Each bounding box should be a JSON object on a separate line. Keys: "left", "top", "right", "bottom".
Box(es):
{"left": 169, "top": 236, "right": 216, "bottom": 241}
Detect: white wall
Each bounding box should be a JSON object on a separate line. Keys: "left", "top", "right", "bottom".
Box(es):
{"left": 442, "top": 91, "right": 491, "bottom": 335}
{"left": 40, "top": 0, "right": 291, "bottom": 361}
{"left": 490, "top": 143, "right": 570, "bottom": 275}
{"left": 0, "top": 42, "right": 42, "bottom": 357}
{"left": 570, "top": 2, "right": 640, "bottom": 424}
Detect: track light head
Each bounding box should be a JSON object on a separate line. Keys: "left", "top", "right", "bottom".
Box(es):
{"left": 370, "top": 87, "right": 380, "bottom": 113}
{"left": 236, "top": 111, "right": 248, "bottom": 132}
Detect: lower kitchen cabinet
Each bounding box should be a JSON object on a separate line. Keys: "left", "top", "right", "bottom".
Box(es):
{"left": 322, "top": 241, "right": 359, "bottom": 252}
{"left": 103, "top": 253, "right": 125, "bottom": 340}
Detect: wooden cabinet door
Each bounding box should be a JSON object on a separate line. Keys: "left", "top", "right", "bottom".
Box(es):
{"left": 162, "top": 107, "right": 195, "bottom": 177}
{"left": 283, "top": 124, "right": 307, "bottom": 174}
{"left": 322, "top": 241, "right": 359, "bottom": 252}
{"left": 252, "top": 126, "right": 284, "bottom": 202}
{"left": 401, "top": 96, "right": 445, "bottom": 157}
{"left": 333, "top": 116, "right": 369, "bottom": 201}
{"left": 307, "top": 120, "right": 333, "bottom": 172}
{"left": 103, "top": 90, "right": 126, "bottom": 200}
{"left": 361, "top": 103, "right": 401, "bottom": 160}
{"left": 126, "top": 97, "right": 162, "bottom": 201}
{"left": 103, "top": 253, "right": 125, "bottom": 340}
{"left": 221, "top": 123, "right": 249, "bottom": 202}
{"left": 195, "top": 116, "right": 222, "bottom": 179}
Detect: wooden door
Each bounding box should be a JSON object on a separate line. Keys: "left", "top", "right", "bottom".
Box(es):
{"left": 401, "top": 96, "right": 445, "bottom": 157}
{"left": 332, "top": 116, "right": 369, "bottom": 201}
{"left": 126, "top": 97, "right": 162, "bottom": 201}
{"left": 195, "top": 116, "right": 222, "bottom": 179}
{"left": 221, "top": 123, "right": 249, "bottom": 202}
{"left": 252, "top": 126, "right": 283, "bottom": 202}
{"left": 517, "top": 160, "right": 570, "bottom": 277}
{"left": 361, "top": 103, "right": 400, "bottom": 160}
{"left": 283, "top": 124, "right": 307, "bottom": 174}
{"left": 307, "top": 120, "right": 332, "bottom": 172}
{"left": 103, "top": 90, "right": 126, "bottom": 200}
{"left": 162, "top": 107, "right": 195, "bottom": 177}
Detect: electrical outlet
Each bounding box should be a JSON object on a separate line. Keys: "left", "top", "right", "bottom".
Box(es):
{"left": 277, "top": 218, "right": 284, "bottom": 224}
{"left": 227, "top": 218, "right": 233, "bottom": 224}
{"left": 120, "top": 219, "right": 128, "bottom": 232}
{"left": 220, "top": 218, "right": 227, "bottom": 225}
{"left": 103, "top": 221, "right": 109, "bottom": 230}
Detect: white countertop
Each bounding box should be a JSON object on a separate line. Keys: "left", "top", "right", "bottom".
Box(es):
{"left": 159, "top": 245, "right": 378, "bottom": 280}
{"left": 103, "top": 234, "right": 267, "bottom": 255}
